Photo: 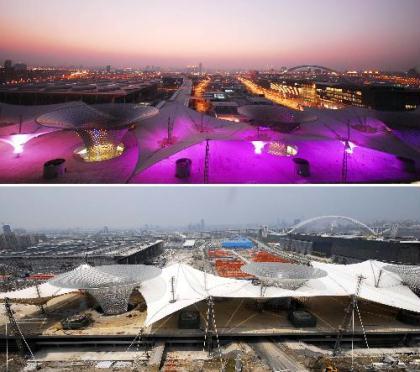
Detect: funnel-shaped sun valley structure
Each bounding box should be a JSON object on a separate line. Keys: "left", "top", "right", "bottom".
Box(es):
{"left": 49, "top": 264, "right": 161, "bottom": 314}
{"left": 242, "top": 262, "right": 327, "bottom": 290}
{"left": 238, "top": 105, "right": 318, "bottom": 133}
{"left": 383, "top": 265, "right": 420, "bottom": 291}
{"left": 36, "top": 103, "right": 158, "bottom": 162}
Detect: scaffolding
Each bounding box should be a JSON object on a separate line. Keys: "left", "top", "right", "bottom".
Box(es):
{"left": 333, "top": 274, "right": 368, "bottom": 356}
{"left": 204, "top": 139, "right": 210, "bottom": 184}
{"left": 203, "top": 296, "right": 224, "bottom": 370}
{"left": 4, "top": 298, "right": 35, "bottom": 359}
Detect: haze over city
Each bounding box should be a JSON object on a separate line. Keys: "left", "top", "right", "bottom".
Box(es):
{"left": 1, "top": 187, "right": 419, "bottom": 229}
{"left": 1, "top": 0, "right": 420, "bottom": 70}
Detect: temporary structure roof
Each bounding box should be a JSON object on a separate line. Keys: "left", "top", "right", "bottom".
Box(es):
{"left": 183, "top": 240, "right": 196, "bottom": 248}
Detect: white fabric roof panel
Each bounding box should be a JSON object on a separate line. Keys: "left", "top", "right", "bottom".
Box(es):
{"left": 312, "top": 260, "right": 420, "bottom": 312}
{"left": 132, "top": 101, "right": 251, "bottom": 176}
{"left": 0, "top": 282, "right": 75, "bottom": 303}
{"left": 1, "top": 260, "right": 419, "bottom": 325}
{"left": 131, "top": 102, "right": 420, "bottom": 178}
{"left": 141, "top": 261, "right": 420, "bottom": 326}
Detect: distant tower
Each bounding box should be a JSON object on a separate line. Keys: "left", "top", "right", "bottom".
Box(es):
{"left": 106, "top": 65, "right": 111, "bottom": 73}
{"left": 200, "top": 219, "right": 205, "bottom": 231}
{"left": 199, "top": 62, "right": 203, "bottom": 76}
{"left": 2, "top": 224, "right": 18, "bottom": 250}
{"left": 262, "top": 225, "right": 269, "bottom": 239}
{"left": 3, "top": 224, "right": 12, "bottom": 235}
{"left": 4, "top": 60, "right": 12, "bottom": 70}
{"left": 389, "top": 224, "right": 399, "bottom": 239}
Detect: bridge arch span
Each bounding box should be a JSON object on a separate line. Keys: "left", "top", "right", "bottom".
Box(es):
{"left": 285, "top": 65, "right": 339, "bottom": 74}
{"left": 288, "top": 215, "right": 376, "bottom": 236}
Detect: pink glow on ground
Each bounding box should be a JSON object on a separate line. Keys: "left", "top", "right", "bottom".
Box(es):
{"left": 0, "top": 131, "right": 139, "bottom": 184}
{"left": 0, "top": 133, "right": 44, "bottom": 154}
{"left": 0, "top": 108, "right": 418, "bottom": 184}
{"left": 130, "top": 139, "right": 418, "bottom": 184}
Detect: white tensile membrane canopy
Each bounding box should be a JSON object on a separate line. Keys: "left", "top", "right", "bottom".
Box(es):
{"left": 0, "top": 282, "right": 75, "bottom": 305}
{"left": 132, "top": 102, "right": 251, "bottom": 176}
{"left": 131, "top": 103, "right": 420, "bottom": 179}
{"left": 1, "top": 261, "right": 419, "bottom": 323}
{"left": 0, "top": 264, "right": 161, "bottom": 314}
{"left": 298, "top": 107, "right": 420, "bottom": 160}
{"left": 140, "top": 260, "right": 420, "bottom": 326}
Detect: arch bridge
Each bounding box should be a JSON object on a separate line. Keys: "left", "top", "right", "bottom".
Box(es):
{"left": 288, "top": 215, "right": 377, "bottom": 236}
{"left": 285, "top": 65, "right": 339, "bottom": 74}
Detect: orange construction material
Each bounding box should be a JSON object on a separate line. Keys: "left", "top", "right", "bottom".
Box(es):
{"left": 208, "top": 249, "right": 231, "bottom": 258}
{"left": 252, "top": 251, "right": 290, "bottom": 263}
{"left": 214, "top": 259, "right": 253, "bottom": 279}
{"left": 26, "top": 273, "right": 55, "bottom": 281}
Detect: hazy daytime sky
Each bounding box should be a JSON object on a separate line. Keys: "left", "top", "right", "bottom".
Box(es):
{"left": 1, "top": 0, "right": 420, "bottom": 70}
{"left": 0, "top": 187, "right": 419, "bottom": 229}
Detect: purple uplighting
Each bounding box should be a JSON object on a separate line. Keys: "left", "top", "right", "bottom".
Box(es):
{"left": 251, "top": 141, "right": 266, "bottom": 155}
{"left": 0, "top": 133, "right": 41, "bottom": 155}
{"left": 0, "top": 94, "right": 419, "bottom": 184}
{"left": 342, "top": 140, "right": 358, "bottom": 155}
{"left": 129, "top": 138, "right": 418, "bottom": 184}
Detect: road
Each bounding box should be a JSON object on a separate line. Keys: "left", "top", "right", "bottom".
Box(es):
{"left": 168, "top": 78, "right": 192, "bottom": 107}
{"left": 252, "top": 340, "right": 308, "bottom": 372}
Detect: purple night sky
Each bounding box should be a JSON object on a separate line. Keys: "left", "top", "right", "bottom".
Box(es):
{"left": 1, "top": 0, "right": 420, "bottom": 70}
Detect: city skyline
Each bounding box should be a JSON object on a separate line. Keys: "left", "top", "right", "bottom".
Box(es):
{"left": 1, "top": 0, "right": 420, "bottom": 71}
{"left": 1, "top": 187, "right": 419, "bottom": 229}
